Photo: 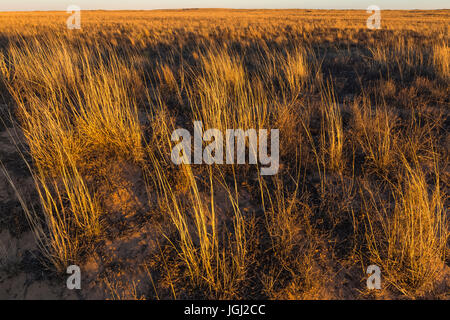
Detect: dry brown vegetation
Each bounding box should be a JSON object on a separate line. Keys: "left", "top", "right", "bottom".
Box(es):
{"left": 0, "top": 9, "right": 448, "bottom": 299}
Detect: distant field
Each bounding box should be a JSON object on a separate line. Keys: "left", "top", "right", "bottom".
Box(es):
{"left": 0, "top": 9, "right": 448, "bottom": 299}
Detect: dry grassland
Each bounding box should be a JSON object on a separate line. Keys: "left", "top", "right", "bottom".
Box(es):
{"left": 0, "top": 9, "right": 448, "bottom": 299}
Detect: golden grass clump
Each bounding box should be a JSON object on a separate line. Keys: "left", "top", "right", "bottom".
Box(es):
{"left": 352, "top": 100, "right": 397, "bottom": 172}
{"left": 148, "top": 149, "right": 247, "bottom": 297}
{"left": 190, "top": 48, "right": 271, "bottom": 134}
{"left": 2, "top": 37, "right": 143, "bottom": 172}
{"left": 363, "top": 154, "right": 448, "bottom": 295}
{"left": 320, "top": 82, "right": 344, "bottom": 172}
{"left": 432, "top": 42, "right": 449, "bottom": 79}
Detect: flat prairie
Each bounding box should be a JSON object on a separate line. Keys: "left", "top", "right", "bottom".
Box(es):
{"left": 0, "top": 9, "right": 448, "bottom": 299}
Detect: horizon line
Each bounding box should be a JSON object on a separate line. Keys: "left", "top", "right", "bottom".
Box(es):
{"left": 1, "top": 8, "right": 449, "bottom": 13}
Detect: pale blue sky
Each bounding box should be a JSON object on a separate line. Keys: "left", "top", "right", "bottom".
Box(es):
{"left": 0, "top": 0, "right": 448, "bottom": 11}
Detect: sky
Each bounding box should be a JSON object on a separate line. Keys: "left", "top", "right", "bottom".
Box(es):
{"left": 0, "top": 0, "right": 448, "bottom": 11}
